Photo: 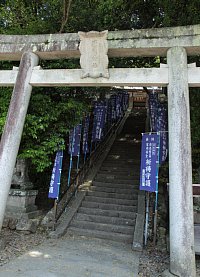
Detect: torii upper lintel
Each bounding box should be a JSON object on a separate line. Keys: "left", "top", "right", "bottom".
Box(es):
{"left": 0, "top": 24, "right": 200, "bottom": 61}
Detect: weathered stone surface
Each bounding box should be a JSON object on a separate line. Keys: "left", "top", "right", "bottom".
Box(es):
{"left": 0, "top": 52, "right": 39, "bottom": 230}
{"left": 0, "top": 238, "right": 6, "bottom": 251}
{"left": 2, "top": 218, "right": 9, "bottom": 228}
{"left": 16, "top": 219, "right": 37, "bottom": 233}
{"left": 0, "top": 25, "right": 200, "bottom": 60}
{"left": 6, "top": 189, "right": 38, "bottom": 221}
{"left": 79, "top": 31, "right": 109, "bottom": 79}
{"left": 8, "top": 219, "right": 18, "bottom": 230}
{"left": 167, "top": 46, "right": 195, "bottom": 276}
{"left": 11, "top": 158, "right": 33, "bottom": 190}
{"left": 41, "top": 209, "right": 55, "bottom": 229}
{"left": 2, "top": 66, "right": 200, "bottom": 88}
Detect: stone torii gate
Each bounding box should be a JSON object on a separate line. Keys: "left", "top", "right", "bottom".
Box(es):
{"left": 0, "top": 24, "right": 199, "bottom": 277}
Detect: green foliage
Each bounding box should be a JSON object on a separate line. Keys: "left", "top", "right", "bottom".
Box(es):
{"left": 0, "top": 87, "right": 89, "bottom": 172}
{"left": 190, "top": 89, "right": 200, "bottom": 147}
{"left": 0, "top": 0, "right": 62, "bottom": 34}
{"left": 0, "top": 0, "right": 200, "bottom": 35}
{"left": 0, "top": 88, "right": 12, "bottom": 133}
{"left": 0, "top": 0, "right": 200, "bottom": 177}
{"left": 159, "top": 0, "right": 200, "bottom": 27}
{"left": 190, "top": 88, "right": 200, "bottom": 172}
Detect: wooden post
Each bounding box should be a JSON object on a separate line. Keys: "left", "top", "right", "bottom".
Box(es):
{"left": 167, "top": 46, "right": 196, "bottom": 277}
{"left": 0, "top": 52, "right": 39, "bottom": 230}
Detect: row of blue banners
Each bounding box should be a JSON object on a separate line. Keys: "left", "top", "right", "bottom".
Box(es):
{"left": 140, "top": 133, "right": 160, "bottom": 193}
{"left": 48, "top": 91, "right": 129, "bottom": 199}
{"left": 140, "top": 91, "right": 168, "bottom": 193}
{"left": 48, "top": 150, "right": 63, "bottom": 199}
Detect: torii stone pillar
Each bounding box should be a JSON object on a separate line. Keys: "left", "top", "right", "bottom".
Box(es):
{"left": 0, "top": 52, "right": 39, "bottom": 230}
{"left": 166, "top": 46, "right": 196, "bottom": 277}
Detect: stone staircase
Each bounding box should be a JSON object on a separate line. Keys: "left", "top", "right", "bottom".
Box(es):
{"left": 67, "top": 111, "right": 146, "bottom": 244}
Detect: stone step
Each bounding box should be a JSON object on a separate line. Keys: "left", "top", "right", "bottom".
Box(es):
{"left": 109, "top": 148, "right": 140, "bottom": 152}
{"left": 109, "top": 145, "right": 141, "bottom": 149}
{"left": 109, "top": 145, "right": 140, "bottom": 149}
{"left": 84, "top": 195, "right": 137, "bottom": 206}
{"left": 70, "top": 220, "right": 134, "bottom": 235}
{"left": 99, "top": 167, "right": 140, "bottom": 174}
{"left": 87, "top": 190, "right": 138, "bottom": 200}
{"left": 75, "top": 212, "right": 135, "bottom": 226}
{"left": 94, "top": 178, "right": 139, "bottom": 185}
{"left": 106, "top": 155, "right": 140, "bottom": 158}
{"left": 111, "top": 142, "right": 141, "bottom": 146}
{"left": 111, "top": 143, "right": 141, "bottom": 148}
{"left": 109, "top": 147, "right": 140, "bottom": 151}
{"left": 93, "top": 180, "right": 139, "bottom": 189}
{"left": 103, "top": 160, "right": 140, "bottom": 165}
{"left": 67, "top": 227, "right": 133, "bottom": 244}
{"left": 106, "top": 156, "right": 140, "bottom": 161}
{"left": 81, "top": 201, "right": 137, "bottom": 212}
{"left": 101, "top": 164, "right": 140, "bottom": 170}
{"left": 95, "top": 173, "right": 139, "bottom": 181}
{"left": 98, "top": 169, "right": 140, "bottom": 177}
{"left": 90, "top": 185, "right": 138, "bottom": 195}
{"left": 110, "top": 145, "right": 140, "bottom": 150}
{"left": 110, "top": 142, "right": 138, "bottom": 149}
{"left": 78, "top": 207, "right": 136, "bottom": 220}
{"left": 105, "top": 159, "right": 140, "bottom": 165}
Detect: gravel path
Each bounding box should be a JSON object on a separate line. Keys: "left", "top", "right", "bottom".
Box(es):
{"left": 139, "top": 243, "right": 200, "bottom": 276}
{"left": 0, "top": 228, "right": 46, "bottom": 266}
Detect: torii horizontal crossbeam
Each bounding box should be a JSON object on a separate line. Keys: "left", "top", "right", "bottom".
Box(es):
{"left": 0, "top": 25, "right": 200, "bottom": 60}
{"left": 0, "top": 67, "right": 200, "bottom": 87}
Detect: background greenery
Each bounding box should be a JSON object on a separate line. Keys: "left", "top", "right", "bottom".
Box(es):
{"left": 0, "top": 0, "right": 199, "bottom": 185}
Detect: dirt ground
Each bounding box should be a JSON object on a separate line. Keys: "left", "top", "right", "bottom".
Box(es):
{"left": 0, "top": 228, "right": 199, "bottom": 276}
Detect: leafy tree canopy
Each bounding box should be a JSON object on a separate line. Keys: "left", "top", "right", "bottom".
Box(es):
{"left": 0, "top": 0, "right": 199, "bottom": 177}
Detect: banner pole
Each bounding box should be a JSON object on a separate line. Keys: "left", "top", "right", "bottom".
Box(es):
{"left": 76, "top": 153, "right": 80, "bottom": 172}
{"left": 84, "top": 152, "right": 87, "bottom": 163}
{"left": 90, "top": 141, "right": 93, "bottom": 155}
{"left": 53, "top": 199, "right": 58, "bottom": 231}
{"left": 144, "top": 191, "right": 150, "bottom": 246}
{"left": 67, "top": 154, "right": 73, "bottom": 186}
{"left": 153, "top": 132, "right": 161, "bottom": 245}
{"left": 153, "top": 192, "right": 158, "bottom": 245}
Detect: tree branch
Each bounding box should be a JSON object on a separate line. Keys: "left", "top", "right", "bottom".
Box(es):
{"left": 59, "top": 0, "right": 73, "bottom": 33}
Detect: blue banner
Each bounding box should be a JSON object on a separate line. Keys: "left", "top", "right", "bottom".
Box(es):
{"left": 156, "top": 104, "right": 168, "bottom": 164}
{"left": 149, "top": 91, "right": 158, "bottom": 132}
{"left": 92, "top": 105, "right": 106, "bottom": 142}
{"left": 68, "top": 124, "right": 82, "bottom": 156}
{"left": 122, "top": 92, "right": 129, "bottom": 113}
{"left": 107, "top": 99, "right": 112, "bottom": 127}
{"left": 116, "top": 94, "right": 121, "bottom": 119}
{"left": 140, "top": 134, "right": 160, "bottom": 192}
{"left": 110, "top": 95, "right": 117, "bottom": 121}
{"left": 82, "top": 116, "right": 90, "bottom": 154}
{"left": 48, "top": 150, "right": 63, "bottom": 199}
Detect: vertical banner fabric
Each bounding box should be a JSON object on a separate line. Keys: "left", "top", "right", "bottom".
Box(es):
{"left": 156, "top": 104, "right": 168, "bottom": 164}
{"left": 92, "top": 104, "right": 106, "bottom": 142}
{"left": 82, "top": 116, "right": 90, "bottom": 154}
{"left": 148, "top": 90, "right": 168, "bottom": 164}
{"left": 149, "top": 91, "right": 158, "bottom": 132}
{"left": 68, "top": 124, "right": 82, "bottom": 156}
{"left": 116, "top": 94, "right": 121, "bottom": 119}
{"left": 95, "top": 105, "right": 106, "bottom": 141}
{"left": 107, "top": 99, "right": 113, "bottom": 127}
{"left": 110, "top": 95, "right": 116, "bottom": 121}
{"left": 48, "top": 150, "right": 63, "bottom": 199}
{"left": 140, "top": 134, "right": 160, "bottom": 192}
